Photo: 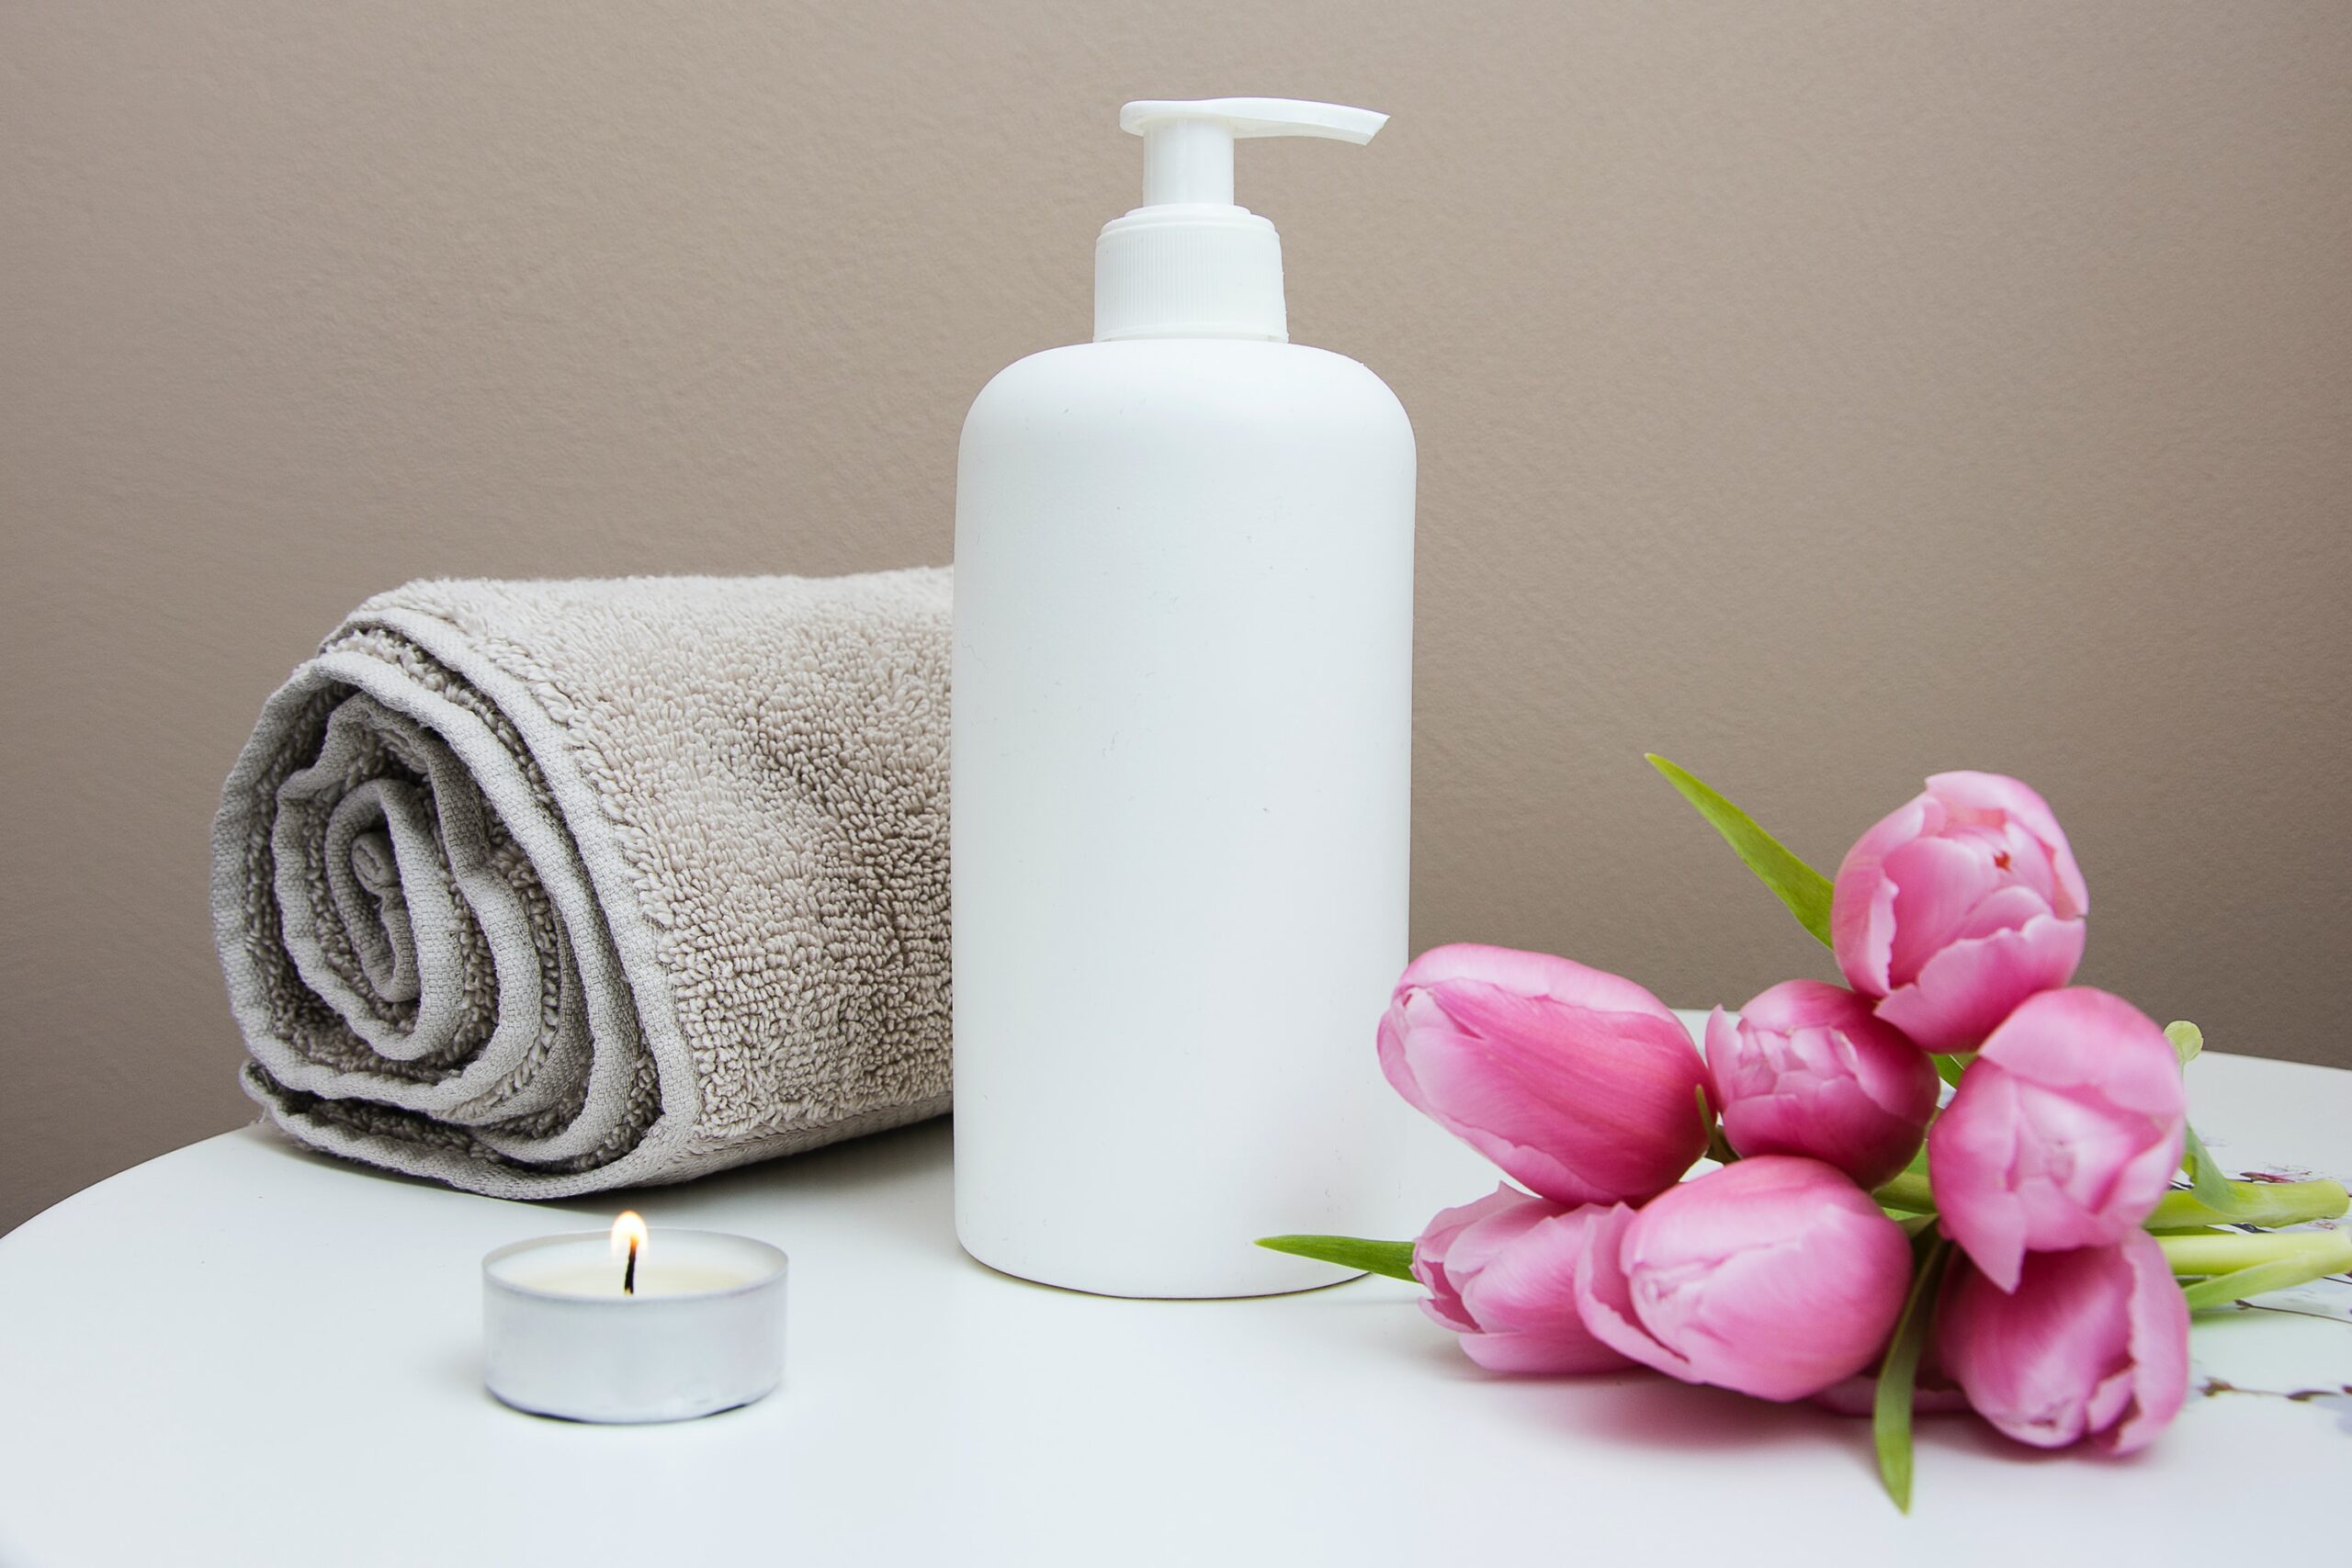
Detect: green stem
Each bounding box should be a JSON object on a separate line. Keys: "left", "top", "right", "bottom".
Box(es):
{"left": 2163, "top": 1228, "right": 2352, "bottom": 1312}
{"left": 2157, "top": 1227, "right": 2352, "bottom": 1279}
{"left": 1697, "top": 1084, "right": 1739, "bottom": 1166}
{"left": 1873, "top": 1171, "right": 1936, "bottom": 1213}
{"left": 2145, "top": 1179, "right": 2348, "bottom": 1233}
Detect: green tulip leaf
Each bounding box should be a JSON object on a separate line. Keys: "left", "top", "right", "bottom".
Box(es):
{"left": 2178, "top": 1257, "right": 2342, "bottom": 1313}
{"left": 1255, "top": 1235, "right": 1417, "bottom": 1282}
{"left": 2166, "top": 1021, "right": 2203, "bottom": 1067}
{"left": 2164, "top": 1228, "right": 2352, "bottom": 1308}
{"left": 1930, "top": 1052, "right": 1973, "bottom": 1088}
{"left": 1874, "top": 1235, "right": 1954, "bottom": 1516}
{"left": 1645, "top": 755, "right": 1835, "bottom": 949}
{"left": 2179, "top": 1123, "right": 2267, "bottom": 1222}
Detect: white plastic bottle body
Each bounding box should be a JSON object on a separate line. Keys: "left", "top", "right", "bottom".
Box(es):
{"left": 952, "top": 338, "right": 1415, "bottom": 1298}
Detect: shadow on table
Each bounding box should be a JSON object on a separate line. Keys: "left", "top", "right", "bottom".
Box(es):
{"left": 1514, "top": 1364, "right": 2127, "bottom": 1491}
{"left": 239, "top": 1110, "right": 957, "bottom": 1250}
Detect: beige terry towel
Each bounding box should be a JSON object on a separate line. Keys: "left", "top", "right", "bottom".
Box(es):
{"left": 211, "top": 570, "right": 952, "bottom": 1198}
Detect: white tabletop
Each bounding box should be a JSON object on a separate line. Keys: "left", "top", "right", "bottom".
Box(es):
{"left": 4, "top": 1028, "right": 2348, "bottom": 1567}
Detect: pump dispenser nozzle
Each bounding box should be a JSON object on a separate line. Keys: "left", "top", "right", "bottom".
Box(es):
{"left": 1093, "top": 97, "right": 1388, "bottom": 344}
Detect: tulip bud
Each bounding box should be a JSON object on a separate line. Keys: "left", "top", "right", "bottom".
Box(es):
{"left": 1705, "top": 981, "right": 1939, "bottom": 1188}
{"left": 1411, "top": 1186, "right": 1632, "bottom": 1374}
{"left": 1830, "top": 772, "right": 2088, "bottom": 1053}
{"left": 1928, "top": 987, "right": 2186, "bottom": 1292}
{"left": 1378, "top": 944, "right": 1710, "bottom": 1207}
{"left": 1938, "top": 1230, "right": 2189, "bottom": 1453}
{"left": 1574, "top": 1156, "right": 1915, "bottom": 1402}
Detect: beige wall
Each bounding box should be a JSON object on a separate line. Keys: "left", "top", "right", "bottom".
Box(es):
{"left": 5, "top": 1, "right": 2347, "bottom": 1234}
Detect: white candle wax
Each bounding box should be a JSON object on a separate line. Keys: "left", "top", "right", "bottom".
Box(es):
{"left": 503, "top": 1260, "right": 751, "bottom": 1298}
{"left": 481, "top": 1227, "right": 788, "bottom": 1423}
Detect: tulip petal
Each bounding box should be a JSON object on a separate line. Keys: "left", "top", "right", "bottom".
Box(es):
{"left": 1458, "top": 1209, "right": 1598, "bottom": 1324}
{"left": 2104, "top": 1230, "right": 2190, "bottom": 1455}
{"left": 1574, "top": 1203, "right": 1702, "bottom": 1383}
{"left": 1384, "top": 978, "right": 1707, "bottom": 1206}
{"left": 1927, "top": 989, "right": 2188, "bottom": 1287}
{"left": 1883, "top": 835, "right": 2008, "bottom": 987}
{"left": 1417, "top": 1184, "right": 1547, "bottom": 1248}
{"left": 1438, "top": 1188, "right": 1569, "bottom": 1280}
{"left": 1576, "top": 1160, "right": 1913, "bottom": 1403}
{"left": 1412, "top": 1184, "right": 1544, "bottom": 1328}
{"left": 2082, "top": 1364, "right": 2137, "bottom": 1437}
{"left": 1947, "top": 881, "right": 2056, "bottom": 946}
{"left": 1926, "top": 1068, "right": 2031, "bottom": 1291}
{"left": 1925, "top": 772, "right": 2087, "bottom": 919}
{"left": 1946, "top": 1256, "right": 2121, "bottom": 1448}
{"left": 2004, "top": 1080, "right": 2175, "bottom": 1247}
{"left": 1396, "top": 943, "right": 1683, "bottom": 1020}
{"left": 1376, "top": 1002, "right": 1441, "bottom": 1119}
{"left": 1460, "top": 1330, "right": 1631, "bottom": 1376}
{"left": 1832, "top": 773, "right": 2089, "bottom": 1026}
{"left": 1709, "top": 982, "right": 1939, "bottom": 1188}
{"left": 1454, "top": 1210, "right": 1633, "bottom": 1374}
{"left": 1874, "top": 912, "right": 2086, "bottom": 1054}
{"left": 1832, "top": 795, "right": 1935, "bottom": 995}
{"left": 1419, "top": 1294, "right": 1478, "bottom": 1334}
{"left": 1620, "top": 1159, "right": 1914, "bottom": 1401}
{"left": 1702, "top": 1004, "right": 1738, "bottom": 1069}
{"left": 1939, "top": 1238, "right": 2177, "bottom": 1452}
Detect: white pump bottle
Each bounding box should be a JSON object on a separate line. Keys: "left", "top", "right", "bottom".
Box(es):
{"left": 952, "top": 98, "right": 1416, "bottom": 1298}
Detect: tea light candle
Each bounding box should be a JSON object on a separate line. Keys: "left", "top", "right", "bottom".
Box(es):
{"left": 482, "top": 1213, "right": 788, "bottom": 1423}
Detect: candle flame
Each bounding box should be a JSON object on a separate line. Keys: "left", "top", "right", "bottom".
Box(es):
{"left": 610, "top": 1210, "right": 648, "bottom": 1259}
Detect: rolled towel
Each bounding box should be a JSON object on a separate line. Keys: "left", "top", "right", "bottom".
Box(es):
{"left": 211, "top": 569, "right": 952, "bottom": 1198}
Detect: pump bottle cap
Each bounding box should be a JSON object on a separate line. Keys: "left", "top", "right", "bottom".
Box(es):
{"left": 1093, "top": 97, "right": 1388, "bottom": 344}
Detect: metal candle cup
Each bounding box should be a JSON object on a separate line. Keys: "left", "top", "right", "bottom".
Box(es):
{"left": 481, "top": 1222, "right": 788, "bottom": 1423}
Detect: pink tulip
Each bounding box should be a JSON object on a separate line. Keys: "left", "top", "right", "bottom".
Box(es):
{"left": 1938, "top": 1230, "right": 2189, "bottom": 1453}
{"left": 1412, "top": 1185, "right": 1634, "bottom": 1374}
{"left": 1378, "top": 944, "right": 1710, "bottom": 1207}
{"left": 1574, "top": 1156, "right": 1915, "bottom": 1402}
{"left": 1704, "top": 981, "right": 1940, "bottom": 1188}
{"left": 1927, "top": 987, "right": 2186, "bottom": 1292}
{"left": 1831, "top": 772, "right": 2089, "bottom": 1052}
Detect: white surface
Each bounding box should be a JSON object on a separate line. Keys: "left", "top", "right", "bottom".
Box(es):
{"left": 3, "top": 1032, "right": 2348, "bottom": 1567}
{"left": 952, "top": 333, "right": 1415, "bottom": 1296}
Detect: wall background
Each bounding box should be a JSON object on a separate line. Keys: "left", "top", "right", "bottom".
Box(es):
{"left": 5, "top": 1, "right": 2347, "bottom": 1234}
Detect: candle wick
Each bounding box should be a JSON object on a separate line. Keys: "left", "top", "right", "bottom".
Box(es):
{"left": 624, "top": 1237, "right": 639, "bottom": 1296}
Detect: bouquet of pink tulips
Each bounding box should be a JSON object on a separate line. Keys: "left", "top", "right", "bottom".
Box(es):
{"left": 1263, "top": 759, "right": 2351, "bottom": 1510}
